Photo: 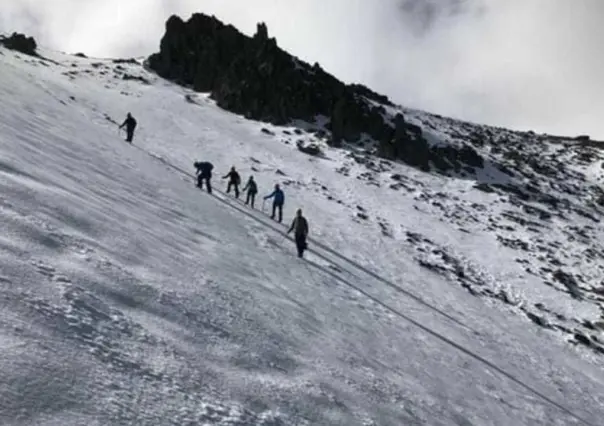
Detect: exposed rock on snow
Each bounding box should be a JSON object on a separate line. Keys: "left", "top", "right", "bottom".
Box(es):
{"left": 296, "top": 140, "right": 323, "bottom": 157}
{"left": 0, "top": 32, "right": 38, "bottom": 56}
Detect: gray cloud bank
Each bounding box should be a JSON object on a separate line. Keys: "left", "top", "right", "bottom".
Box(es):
{"left": 1, "top": 0, "right": 602, "bottom": 139}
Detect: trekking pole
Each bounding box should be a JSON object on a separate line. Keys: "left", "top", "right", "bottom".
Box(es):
{"left": 262, "top": 199, "right": 266, "bottom": 213}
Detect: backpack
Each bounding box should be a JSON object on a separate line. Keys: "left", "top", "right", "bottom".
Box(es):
{"left": 195, "top": 162, "right": 213, "bottom": 174}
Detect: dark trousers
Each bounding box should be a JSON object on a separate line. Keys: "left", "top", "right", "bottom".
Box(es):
{"left": 295, "top": 234, "right": 307, "bottom": 258}
{"left": 271, "top": 203, "right": 283, "bottom": 223}
{"left": 227, "top": 181, "right": 239, "bottom": 198}
{"left": 126, "top": 129, "right": 134, "bottom": 143}
{"left": 197, "top": 175, "right": 212, "bottom": 193}
{"left": 245, "top": 191, "right": 256, "bottom": 208}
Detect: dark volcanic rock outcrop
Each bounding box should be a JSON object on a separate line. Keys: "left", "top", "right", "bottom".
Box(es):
{"left": 148, "top": 15, "right": 394, "bottom": 142}
{"left": 0, "top": 33, "right": 38, "bottom": 56}
{"left": 148, "top": 13, "right": 483, "bottom": 171}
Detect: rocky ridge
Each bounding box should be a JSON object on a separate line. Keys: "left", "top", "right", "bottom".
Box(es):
{"left": 147, "top": 13, "right": 485, "bottom": 173}
{"left": 0, "top": 32, "right": 38, "bottom": 56}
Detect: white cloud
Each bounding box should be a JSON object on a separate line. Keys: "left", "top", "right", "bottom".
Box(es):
{"left": 1, "top": 0, "right": 602, "bottom": 139}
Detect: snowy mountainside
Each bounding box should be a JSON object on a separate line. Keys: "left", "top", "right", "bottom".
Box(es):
{"left": 1, "top": 45, "right": 604, "bottom": 425}
{"left": 145, "top": 12, "right": 604, "bottom": 355}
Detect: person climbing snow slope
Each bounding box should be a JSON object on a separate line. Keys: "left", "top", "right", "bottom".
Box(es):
{"left": 264, "top": 184, "right": 284, "bottom": 223}
{"left": 194, "top": 161, "right": 214, "bottom": 193}
{"left": 119, "top": 112, "right": 137, "bottom": 143}
{"left": 223, "top": 166, "right": 241, "bottom": 198}
{"left": 288, "top": 209, "right": 309, "bottom": 258}
{"left": 243, "top": 176, "right": 258, "bottom": 208}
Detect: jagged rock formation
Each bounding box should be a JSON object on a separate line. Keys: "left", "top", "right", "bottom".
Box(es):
{"left": 147, "top": 13, "right": 483, "bottom": 172}
{"left": 0, "top": 33, "right": 38, "bottom": 56}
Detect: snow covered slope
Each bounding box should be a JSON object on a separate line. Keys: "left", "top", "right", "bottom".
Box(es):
{"left": 1, "top": 46, "right": 604, "bottom": 425}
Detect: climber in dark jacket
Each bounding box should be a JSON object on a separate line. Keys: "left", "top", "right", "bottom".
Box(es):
{"left": 119, "top": 112, "right": 137, "bottom": 143}
{"left": 223, "top": 166, "right": 241, "bottom": 198}
{"left": 264, "top": 184, "right": 285, "bottom": 223}
{"left": 243, "top": 176, "right": 258, "bottom": 208}
{"left": 288, "top": 209, "right": 309, "bottom": 258}
{"left": 194, "top": 161, "right": 213, "bottom": 193}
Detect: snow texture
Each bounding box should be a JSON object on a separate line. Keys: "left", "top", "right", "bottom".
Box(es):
{"left": 1, "top": 46, "right": 604, "bottom": 426}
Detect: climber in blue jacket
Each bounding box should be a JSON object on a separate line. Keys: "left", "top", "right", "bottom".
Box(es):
{"left": 264, "top": 184, "right": 284, "bottom": 223}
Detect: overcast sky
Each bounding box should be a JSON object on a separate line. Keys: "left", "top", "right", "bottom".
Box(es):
{"left": 1, "top": 0, "right": 602, "bottom": 139}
